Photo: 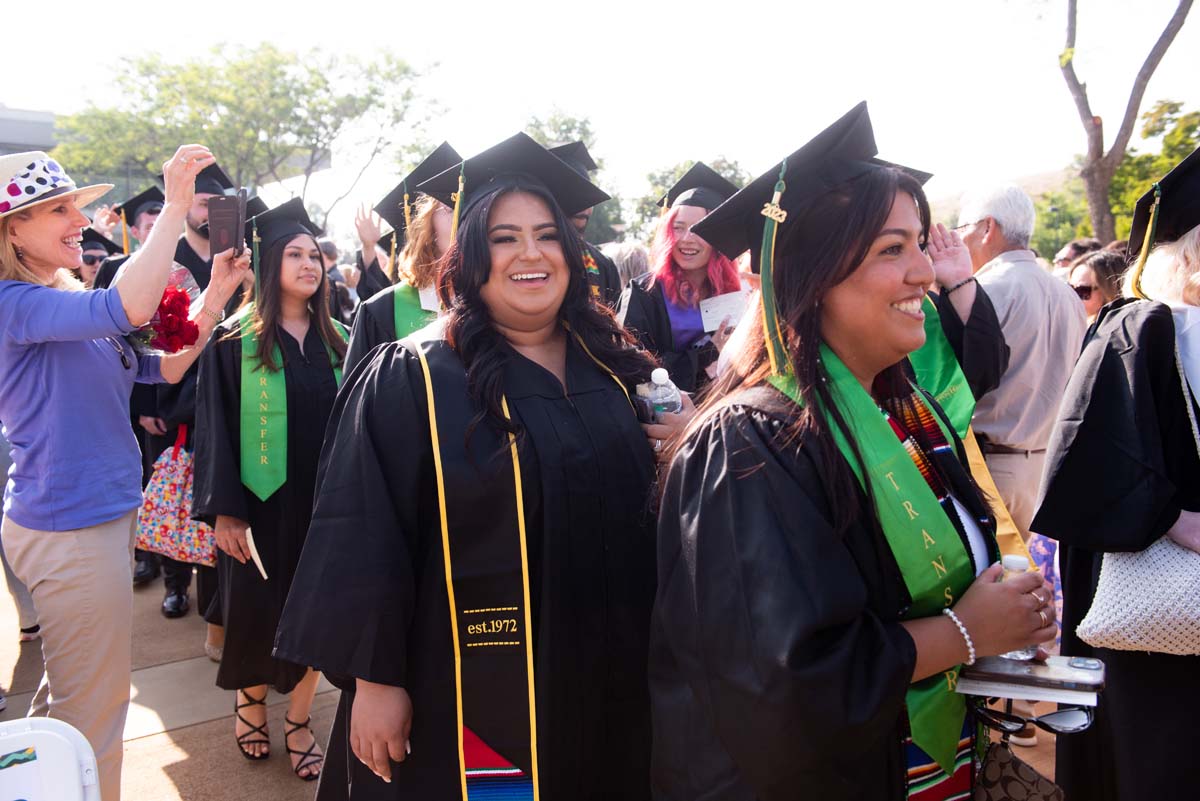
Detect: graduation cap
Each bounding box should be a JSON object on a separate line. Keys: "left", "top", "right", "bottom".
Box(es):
{"left": 81, "top": 228, "right": 120, "bottom": 256}
{"left": 419, "top": 132, "right": 610, "bottom": 238}
{"left": 195, "top": 163, "right": 235, "bottom": 196}
{"left": 659, "top": 163, "right": 739, "bottom": 212}
{"left": 549, "top": 141, "right": 598, "bottom": 178}
{"left": 690, "top": 101, "right": 930, "bottom": 376}
{"left": 245, "top": 197, "right": 321, "bottom": 252}
{"left": 246, "top": 194, "right": 269, "bottom": 218}
{"left": 1127, "top": 144, "right": 1200, "bottom": 298}
{"left": 373, "top": 142, "right": 461, "bottom": 248}
{"left": 114, "top": 185, "right": 165, "bottom": 227}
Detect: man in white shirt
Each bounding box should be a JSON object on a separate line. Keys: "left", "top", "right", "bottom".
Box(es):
{"left": 956, "top": 185, "right": 1087, "bottom": 542}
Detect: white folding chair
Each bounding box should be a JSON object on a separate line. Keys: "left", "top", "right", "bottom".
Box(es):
{"left": 0, "top": 716, "right": 100, "bottom": 800}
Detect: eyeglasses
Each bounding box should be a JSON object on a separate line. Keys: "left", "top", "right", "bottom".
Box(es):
{"left": 81, "top": 253, "right": 106, "bottom": 266}
{"left": 104, "top": 336, "right": 131, "bottom": 370}
{"left": 1071, "top": 284, "right": 1096, "bottom": 301}
{"left": 973, "top": 705, "right": 1093, "bottom": 736}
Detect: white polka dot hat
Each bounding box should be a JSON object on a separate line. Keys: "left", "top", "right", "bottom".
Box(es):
{"left": 0, "top": 151, "right": 112, "bottom": 218}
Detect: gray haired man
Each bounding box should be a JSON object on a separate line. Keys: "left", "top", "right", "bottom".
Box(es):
{"left": 956, "top": 185, "right": 1086, "bottom": 542}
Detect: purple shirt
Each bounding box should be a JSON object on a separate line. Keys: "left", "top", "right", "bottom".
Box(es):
{"left": 0, "top": 281, "right": 162, "bottom": 531}
{"left": 665, "top": 296, "right": 707, "bottom": 351}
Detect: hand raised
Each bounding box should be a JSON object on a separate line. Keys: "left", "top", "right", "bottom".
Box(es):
{"left": 161, "top": 145, "right": 216, "bottom": 210}
{"left": 209, "top": 248, "right": 251, "bottom": 304}
{"left": 355, "top": 204, "right": 383, "bottom": 248}
{"left": 927, "top": 222, "right": 973, "bottom": 290}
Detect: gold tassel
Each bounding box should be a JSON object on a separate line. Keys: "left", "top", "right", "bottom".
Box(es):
{"left": 1130, "top": 183, "right": 1161, "bottom": 300}
{"left": 121, "top": 209, "right": 130, "bottom": 255}
{"left": 449, "top": 164, "right": 465, "bottom": 244}
{"left": 388, "top": 234, "right": 398, "bottom": 282}
{"left": 402, "top": 185, "right": 412, "bottom": 234}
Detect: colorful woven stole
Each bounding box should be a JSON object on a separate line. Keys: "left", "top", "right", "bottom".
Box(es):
{"left": 582, "top": 250, "right": 602, "bottom": 301}
{"left": 391, "top": 282, "right": 437, "bottom": 339}
{"left": 404, "top": 328, "right": 631, "bottom": 800}
{"left": 769, "top": 345, "right": 975, "bottom": 773}
{"left": 238, "top": 307, "right": 348, "bottom": 502}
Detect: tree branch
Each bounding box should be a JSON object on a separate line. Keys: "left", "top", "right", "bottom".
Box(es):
{"left": 1060, "top": 0, "right": 1104, "bottom": 163}
{"left": 320, "top": 134, "right": 391, "bottom": 228}
{"left": 1102, "top": 0, "right": 1194, "bottom": 169}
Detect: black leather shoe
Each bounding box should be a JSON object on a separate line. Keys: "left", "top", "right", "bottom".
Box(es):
{"left": 133, "top": 559, "right": 160, "bottom": 587}
{"left": 162, "top": 591, "right": 190, "bottom": 618}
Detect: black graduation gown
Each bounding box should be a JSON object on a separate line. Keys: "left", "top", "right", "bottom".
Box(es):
{"left": 617, "top": 273, "right": 716, "bottom": 394}
{"left": 355, "top": 251, "right": 393, "bottom": 304}
{"left": 584, "top": 241, "right": 622, "bottom": 310}
{"left": 651, "top": 385, "right": 996, "bottom": 801}
{"left": 933, "top": 285, "right": 1009, "bottom": 400}
{"left": 274, "top": 333, "right": 658, "bottom": 800}
{"left": 1032, "top": 298, "right": 1200, "bottom": 801}
{"left": 343, "top": 289, "right": 401, "bottom": 374}
{"left": 193, "top": 322, "right": 340, "bottom": 693}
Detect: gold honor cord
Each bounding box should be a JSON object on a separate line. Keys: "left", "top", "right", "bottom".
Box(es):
{"left": 121, "top": 209, "right": 130, "bottom": 255}
{"left": 561, "top": 323, "right": 634, "bottom": 410}
{"left": 1130, "top": 183, "right": 1162, "bottom": 300}
{"left": 759, "top": 159, "right": 790, "bottom": 376}
{"left": 500, "top": 396, "right": 541, "bottom": 801}
{"left": 412, "top": 343, "right": 469, "bottom": 801}
{"left": 251, "top": 222, "right": 261, "bottom": 294}
{"left": 449, "top": 164, "right": 465, "bottom": 244}
{"left": 388, "top": 232, "right": 398, "bottom": 282}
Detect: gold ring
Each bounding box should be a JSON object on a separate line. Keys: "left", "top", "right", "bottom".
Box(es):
{"left": 1032, "top": 591, "right": 1044, "bottom": 605}
{"left": 1038, "top": 609, "right": 1049, "bottom": 627}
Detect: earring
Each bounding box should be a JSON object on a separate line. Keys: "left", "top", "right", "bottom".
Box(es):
{"left": 13, "top": 245, "right": 23, "bottom": 262}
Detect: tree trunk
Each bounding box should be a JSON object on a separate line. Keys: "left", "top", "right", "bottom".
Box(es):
{"left": 1060, "top": 0, "right": 1192, "bottom": 245}
{"left": 1081, "top": 161, "right": 1117, "bottom": 242}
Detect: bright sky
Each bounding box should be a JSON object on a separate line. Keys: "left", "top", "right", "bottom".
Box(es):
{"left": 7, "top": 0, "right": 1199, "bottom": 239}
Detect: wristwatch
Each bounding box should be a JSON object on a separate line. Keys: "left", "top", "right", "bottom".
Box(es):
{"left": 201, "top": 305, "right": 226, "bottom": 323}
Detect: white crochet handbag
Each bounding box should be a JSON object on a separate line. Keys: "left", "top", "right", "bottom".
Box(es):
{"left": 1076, "top": 343, "right": 1200, "bottom": 655}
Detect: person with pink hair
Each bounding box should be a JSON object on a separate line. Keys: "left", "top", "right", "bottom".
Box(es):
{"left": 618, "top": 163, "right": 742, "bottom": 392}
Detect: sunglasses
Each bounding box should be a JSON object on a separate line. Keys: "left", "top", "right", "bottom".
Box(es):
{"left": 1071, "top": 284, "right": 1097, "bottom": 301}
{"left": 82, "top": 253, "right": 107, "bottom": 266}
{"left": 973, "top": 705, "right": 1093, "bottom": 736}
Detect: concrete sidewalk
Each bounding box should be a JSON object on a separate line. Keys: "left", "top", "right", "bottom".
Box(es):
{"left": 0, "top": 569, "right": 337, "bottom": 801}
{"left": 0, "top": 564, "right": 1059, "bottom": 799}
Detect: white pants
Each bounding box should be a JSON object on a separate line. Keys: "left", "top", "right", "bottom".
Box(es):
{"left": 3, "top": 510, "right": 136, "bottom": 801}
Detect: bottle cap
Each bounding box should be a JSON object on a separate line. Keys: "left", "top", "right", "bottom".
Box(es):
{"left": 651, "top": 368, "right": 670, "bottom": 386}
{"left": 1001, "top": 554, "right": 1030, "bottom": 572}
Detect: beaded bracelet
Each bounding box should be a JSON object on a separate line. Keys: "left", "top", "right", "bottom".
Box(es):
{"left": 943, "top": 276, "right": 977, "bottom": 296}
{"left": 942, "top": 607, "right": 976, "bottom": 666}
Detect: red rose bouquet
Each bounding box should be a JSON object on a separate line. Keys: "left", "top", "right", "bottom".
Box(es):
{"left": 129, "top": 284, "right": 200, "bottom": 354}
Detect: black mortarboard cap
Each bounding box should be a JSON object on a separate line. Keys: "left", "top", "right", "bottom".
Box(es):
{"left": 1128, "top": 144, "right": 1200, "bottom": 262}
{"left": 692, "top": 101, "right": 929, "bottom": 260}
{"left": 549, "top": 141, "right": 598, "bottom": 178}
{"left": 419, "top": 132, "right": 610, "bottom": 219}
{"left": 659, "top": 162, "right": 739, "bottom": 211}
{"left": 245, "top": 197, "right": 321, "bottom": 251}
{"left": 374, "top": 142, "right": 462, "bottom": 237}
{"left": 195, "top": 163, "right": 235, "bottom": 196}
{"left": 82, "top": 228, "right": 120, "bottom": 255}
{"left": 245, "top": 194, "right": 269, "bottom": 218}
{"left": 114, "top": 185, "right": 165, "bottom": 226}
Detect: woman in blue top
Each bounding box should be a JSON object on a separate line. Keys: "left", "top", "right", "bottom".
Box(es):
{"left": 0, "top": 145, "right": 248, "bottom": 801}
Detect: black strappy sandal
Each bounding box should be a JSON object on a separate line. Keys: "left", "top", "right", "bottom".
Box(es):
{"left": 284, "top": 716, "right": 324, "bottom": 781}
{"left": 235, "top": 689, "right": 271, "bottom": 761}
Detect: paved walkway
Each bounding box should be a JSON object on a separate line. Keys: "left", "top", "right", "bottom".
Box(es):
{"left": 0, "top": 565, "right": 1058, "bottom": 799}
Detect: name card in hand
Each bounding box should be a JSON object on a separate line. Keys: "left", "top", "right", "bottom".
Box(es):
{"left": 700, "top": 290, "right": 749, "bottom": 333}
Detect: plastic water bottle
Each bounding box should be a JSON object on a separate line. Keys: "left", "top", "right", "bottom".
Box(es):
{"left": 999, "top": 554, "right": 1039, "bottom": 661}
{"left": 647, "top": 368, "right": 683, "bottom": 420}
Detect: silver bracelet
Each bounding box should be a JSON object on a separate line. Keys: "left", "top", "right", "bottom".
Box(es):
{"left": 942, "top": 607, "right": 976, "bottom": 666}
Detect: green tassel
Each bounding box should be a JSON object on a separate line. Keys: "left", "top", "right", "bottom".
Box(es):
{"left": 759, "top": 159, "right": 790, "bottom": 377}
{"left": 1130, "top": 182, "right": 1161, "bottom": 300}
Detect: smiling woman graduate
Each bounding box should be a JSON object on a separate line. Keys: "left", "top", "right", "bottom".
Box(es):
{"left": 192, "top": 197, "right": 347, "bottom": 781}
{"left": 648, "top": 104, "right": 1057, "bottom": 801}
{"left": 274, "top": 132, "right": 660, "bottom": 800}
{"left": 617, "top": 162, "right": 742, "bottom": 393}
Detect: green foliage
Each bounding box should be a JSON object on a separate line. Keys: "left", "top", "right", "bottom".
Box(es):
{"left": 524, "top": 110, "right": 625, "bottom": 244}
{"left": 1032, "top": 182, "right": 1093, "bottom": 259}
{"left": 1109, "top": 100, "right": 1200, "bottom": 240}
{"left": 53, "top": 44, "right": 432, "bottom": 224}
{"left": 628, "top": 157, "right": 749, "bottom": 243}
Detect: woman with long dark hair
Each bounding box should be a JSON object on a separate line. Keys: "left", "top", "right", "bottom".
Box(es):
{"left": 193, "top": 198, "right": 347, "bottom": 781}
{"left": 650, "top": 104, "right": 1056, "bottom": 800}
{"left": 618, "top": 162, "right": 742, "bottom": 393}
{"left": 275, "top": 133, "right": 659, "bottom": 800}
{"left": 346, "top": 143, "right": 461, "bottom": 371}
